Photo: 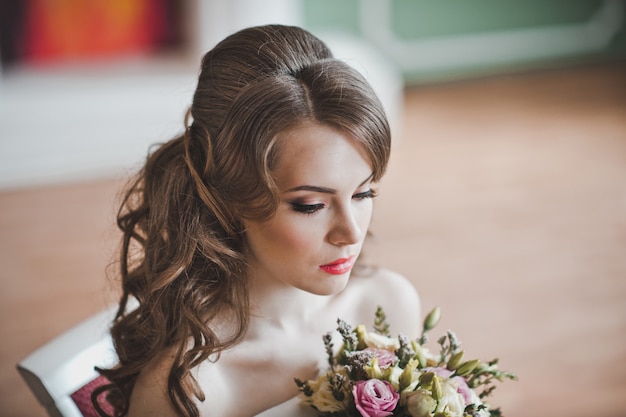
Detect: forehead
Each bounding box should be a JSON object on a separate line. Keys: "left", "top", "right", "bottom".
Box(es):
{"left": 272, "top": 122, "right": 373, "bottom": 189}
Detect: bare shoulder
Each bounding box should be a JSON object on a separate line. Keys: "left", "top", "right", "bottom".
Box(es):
{"left": 128, "top": 346, "right": 256, "bottom": 417}
{"left": 126, "top": 352, "right": 178, "bottom": 417}
{"left": 128, "top": 351, "right": 234, "bottom": 417}
{"left": 349, "top": 268, "right": 422, "bottom": 337}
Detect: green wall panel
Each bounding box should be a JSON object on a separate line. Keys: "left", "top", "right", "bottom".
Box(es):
{"left": 390, "top": 1, "right": 601, "bottom": 39}
{"left": 303, "top": 0, "right": 625, "bottom": 84}
{"left": 303, "top": 0, "right": 361, "bottom": 35}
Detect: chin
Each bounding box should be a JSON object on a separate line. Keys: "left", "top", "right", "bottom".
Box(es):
{"left": 309, "top": 274, "right": 351, "bottom": 296}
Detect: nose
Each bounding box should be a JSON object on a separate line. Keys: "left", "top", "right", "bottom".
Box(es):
{"left": 327, "top": 207, "right": 364, "bottom": 246}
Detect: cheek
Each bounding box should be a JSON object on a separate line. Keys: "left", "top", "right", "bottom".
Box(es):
{"left": 262, "top": 217, "right": 319, "bottom": 254}
{"left": 357, "top": 201, "right": 374, "bottom": 228}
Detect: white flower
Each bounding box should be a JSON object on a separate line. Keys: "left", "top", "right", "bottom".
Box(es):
{"left": 464, "top": 388, "right": 490, "bottom": 417}
{"left": 300, "top": 373, "right": 347, "bottom": 413}
{"left": 385, "top": 365, "right": 405, "bottom": 391}
{"left": 435, "top": 379, "right": 467, "bottom": 416}
{"left": 421, "top": 347, "right": 440, "bottom": 366}
{"left": 404, "top": 389, "right": 436, "bottom": 417}
{"left": 363, "top": 331, "right": 400, "bottom": 351}
{"left": 403, "top": 378, "right": 475, "bottom": 417}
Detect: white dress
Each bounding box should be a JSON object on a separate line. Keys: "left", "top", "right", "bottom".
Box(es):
{"left": 255, "top": 396, "right": 319, "bottom": 417}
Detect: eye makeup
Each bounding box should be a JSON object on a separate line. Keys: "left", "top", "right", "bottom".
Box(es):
{"left": 289, "top": 201, "right": 326, "bottom": 214}
{"left": 353, "top": 189, "right": 377, "bottom": 200}
{"left": 288, "top": 188, "right": 377, "bottom": 215}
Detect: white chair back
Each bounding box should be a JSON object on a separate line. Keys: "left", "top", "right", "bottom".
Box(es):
{"left": 17, "top": 306, "right": 118, "bottom": 417}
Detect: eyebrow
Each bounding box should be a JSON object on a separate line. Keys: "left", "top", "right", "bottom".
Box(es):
{"left": 285, "top": 174, "right": 374, "bottom": 194}
{"left": 286, "top": 185, "right": 336, "bottom": 194}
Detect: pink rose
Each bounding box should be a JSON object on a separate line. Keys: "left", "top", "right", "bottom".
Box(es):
{"left": 364, "top": 348, "right": 397, "bottom": 369}
{"left": 352, "top": 379, "right": 399, "bottom": 417}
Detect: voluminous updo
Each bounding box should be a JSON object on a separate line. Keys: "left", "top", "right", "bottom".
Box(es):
{"left": 95, "top": 24, "right": 391, "bottom": 417}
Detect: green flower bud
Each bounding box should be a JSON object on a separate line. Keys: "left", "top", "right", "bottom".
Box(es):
{"left": 423, "top": 307, "right": 441, "bottom": 332}
{"left": 454, "top": 359, "right": 481, "bottom": 377}
{"left": 355, "top": 324, "right": 367, "bottom": 350}
{"left": 382, "top": 366, "right": 394, "bottom": 381}
{"left": 431, "top": 375, "right": 442, "bottom": 401}
{"left": 446, "top": 350, "right": 464, "bottom": 371}
{"left": 399, "top": 358, "right": 419, "bottom": 391}
{"left": 412, "top": 343, "right": 428, "bottom": 368}
{"left": 418, "top": 371, "right": 435, "bottom": 388}
{"left": 365, "top": 357, "right": 384, "bottom": 380}
{"left": 411, "top": 339, "right": 421, "bottom": 351}
{"left": 473, "top": 362, "right": 489, "bottom": 374}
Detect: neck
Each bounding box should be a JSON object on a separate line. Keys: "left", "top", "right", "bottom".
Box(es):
{"left": 246, "top": 271, "right": 331, "bottom": 334}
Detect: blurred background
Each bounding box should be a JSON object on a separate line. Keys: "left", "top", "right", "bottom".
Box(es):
{"left": 1, "top": 1, "right": 625, "bottom": 416}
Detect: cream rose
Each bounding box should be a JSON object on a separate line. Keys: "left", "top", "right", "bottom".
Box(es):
{"left": 363, "top": 332, "right": 401, "bottom": 351}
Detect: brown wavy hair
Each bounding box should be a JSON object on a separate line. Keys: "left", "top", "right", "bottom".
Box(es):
{"left": 94, "top": 24, "right": 391, "bottom": 417}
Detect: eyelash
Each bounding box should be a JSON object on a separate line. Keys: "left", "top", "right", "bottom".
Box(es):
{"left": 290, "top": 202, "right": 326, "bottom": 214}
{"left": 354, "top": 189, "right": 377, "bottom": 200}
{"left": 289, "top": 189, "right": 377, "bottom": 214}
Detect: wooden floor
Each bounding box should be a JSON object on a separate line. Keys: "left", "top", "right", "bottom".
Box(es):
{"left": 1, "top": 61, "right": 625, "bottom": 417}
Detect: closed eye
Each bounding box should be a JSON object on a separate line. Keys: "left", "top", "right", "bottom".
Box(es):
{"left": 289, "top": 202, "right": 326, "bottom": 214}
{"left": 353, "top": 189, "right": 377, "bottom": 200}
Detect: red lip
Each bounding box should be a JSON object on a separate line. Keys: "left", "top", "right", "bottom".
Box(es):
{"left": 319, "top": 256, "right": 356, "bottom": 275}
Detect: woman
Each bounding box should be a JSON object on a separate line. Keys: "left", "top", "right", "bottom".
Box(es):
{"left": 96, "top": 24, "right": 420, "bottom": 417}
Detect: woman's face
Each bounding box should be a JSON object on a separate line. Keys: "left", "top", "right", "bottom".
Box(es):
{"left": 244, "top": 122, "right": 375, "bottom": 295}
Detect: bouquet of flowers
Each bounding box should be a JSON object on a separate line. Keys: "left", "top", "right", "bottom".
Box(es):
{"left": 295, "top": 307, "right": 516, "bottom": 417}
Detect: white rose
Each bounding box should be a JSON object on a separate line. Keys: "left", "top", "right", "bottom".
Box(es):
{"left": 363, "top": 331, "right": 400, "bottom": 351}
